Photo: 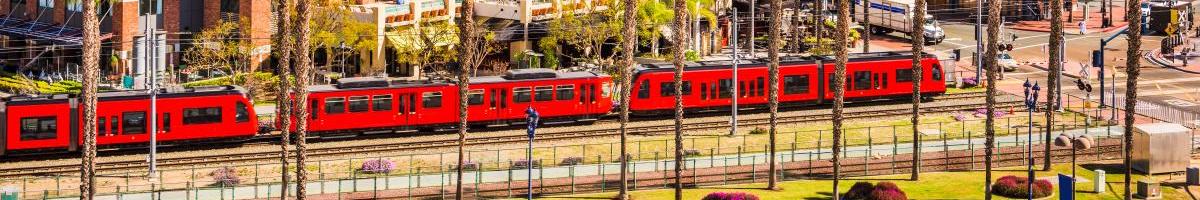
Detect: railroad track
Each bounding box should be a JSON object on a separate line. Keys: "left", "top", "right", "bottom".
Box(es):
{"left": 0, "top": 92, "right": 1014, "bottom": 178}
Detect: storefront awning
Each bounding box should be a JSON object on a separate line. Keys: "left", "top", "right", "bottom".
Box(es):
{"left": 0, "top": 16, "right": 112, "bottom": 45}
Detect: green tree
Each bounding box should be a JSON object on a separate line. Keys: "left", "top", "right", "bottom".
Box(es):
{"left": 637, "top": 0, "right": 672, "bottom": 56}
{"left": 181, "top": 20, "right": 257, "bottom": 94}
{"left": 310, "top": 0, "right": 377, "bottom": 76}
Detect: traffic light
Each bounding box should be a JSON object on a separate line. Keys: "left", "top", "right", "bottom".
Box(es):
{"left": 1075, "top": 79, "right": 1093, "bottom": 93}
{"left": 953, "top": 49, "right": 962, "bottom": 61}
{"left": 1091, "top": 50, "right": 1103, "bottom": 68}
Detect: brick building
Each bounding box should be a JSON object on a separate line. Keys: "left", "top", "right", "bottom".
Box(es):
{"left": 0, "top": 0, "right": 271, "bottom": 86}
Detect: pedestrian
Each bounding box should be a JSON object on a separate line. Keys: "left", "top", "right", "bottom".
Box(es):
{"left": 1079, "top": 20, "right": 1087, "bottom": 34}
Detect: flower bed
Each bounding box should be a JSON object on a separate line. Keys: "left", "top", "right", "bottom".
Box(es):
{"left": 991, "top": 175, "right": 1053, "bottom": 198}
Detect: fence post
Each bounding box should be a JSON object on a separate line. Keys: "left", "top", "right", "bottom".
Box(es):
{"left": 598, "top": 155, "right": 605, "bottom": 191}
{"left": 570, "top": 165, "right": 576, "bottom": 194}
{"left": 867, "top": 127, "right": 873, "bottom": 176}
{"left": 817, "top": 130, "right": 824, "bottom": 160}
{"left": 891, "top": 125, "right": 897, "bottom": 174}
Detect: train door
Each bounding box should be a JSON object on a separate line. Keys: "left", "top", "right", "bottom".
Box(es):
{"left": 490, "top": 88, "right": 508, "bottom": 120}
{"left": 466, "top": 89, "right": 487, "bottom": 121}
{"left": 579, "top": 83, "right": 591, "bottom": 115}
{"left": 396, "top": 93, "right": 414, "bottom": 126}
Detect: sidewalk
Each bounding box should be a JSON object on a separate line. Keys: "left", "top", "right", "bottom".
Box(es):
{"left": 1008, "top": 5, "right": 1129, "bottom": 34}
{"left": 1145, "top": 39, "right": 1200, "bottom": 74}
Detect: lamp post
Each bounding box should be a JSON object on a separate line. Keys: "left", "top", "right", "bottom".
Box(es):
{"left": 525, "top": 107, "right": 539, "bottom": 200}
{"left": 731, "top": 7, "right": 739, "bottom": 136}
{"left": 1023, "top": 79, "right": 1040, "bottom": 200}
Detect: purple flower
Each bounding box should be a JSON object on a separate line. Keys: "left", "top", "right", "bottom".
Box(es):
{"left": 360, "top": 159, "right": 396, "bottom": 174}
{"left": 702, "top": 192, "right": 759, "bottom": 200}
{"left": 210, "top": 167, "right": 241, "bottom": 186}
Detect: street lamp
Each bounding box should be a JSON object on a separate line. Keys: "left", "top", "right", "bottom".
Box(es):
{"left": 1023, "top": 79, "right": 1040, "bottom": 200}
{"left": 525, "top": 107, "right": 539, "bottom": 200}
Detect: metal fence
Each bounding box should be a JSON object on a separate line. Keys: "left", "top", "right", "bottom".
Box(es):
{"left": 1, "top": 109, "right": 1117, "bottom": 200}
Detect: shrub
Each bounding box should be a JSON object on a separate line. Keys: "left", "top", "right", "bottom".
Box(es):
{"left": 843, "top": 182, "right": 876, "bottom": 200}
{"left": 210, "top": 167, "right": 240, "bottom": 186}
{"left": 954, "top": 112, "right": 971, "bottom": 121}
{"left": 511, "top": 159, "right": 541, "bottom": 169}
{"left": 359, "top": 159, "right": 396, "bottom": 174}
{"left": 560, "top": 157, "right": 584, "bottom": 166}
{"left": 685, "top": 50, "right": 700, "bottom": 62}
{"left": 701, "top": 192, "right": 760, "bottom": 200}
{"left": 683, "top": 149, "right": 702, "bottom": 157}
{"left": 869, "top": 182, "right": 908, "bottom": 200}
{"left": 962, "top": 77, "right": 979, "bottom": 87}
{"left": 992, "top": 175, "right": 1053, "bottom": 198}
{"left": 748, "top": 127, "right": 768, "bottom": 135}
{"left": 457, "top": 161, "right": 479, "bottom": 171}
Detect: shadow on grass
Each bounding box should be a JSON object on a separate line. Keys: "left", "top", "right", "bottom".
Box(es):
{"left": 801, "top": 191, "right": 834, "bottom": 200}
{"left": 1080, "top": 163, "right": 1129, "bottom": 174}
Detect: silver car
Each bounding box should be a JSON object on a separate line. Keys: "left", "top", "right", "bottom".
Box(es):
{"left": 997, "top": 52, "right": 1018, "bottom": 72}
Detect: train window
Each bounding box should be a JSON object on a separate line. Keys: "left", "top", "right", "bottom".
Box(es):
{"left": 373, "top": 95, "right": 393, "bottom": 111}
{"left": 700, "top": 83, "right": 708, "bottom": 100}
{"left": 97, "top": 117, "right": 107, "bottom": 136}
{"left": 556, "top": 85, "right": 575, "bottom": 100}
{"left": 110, "top": 115, "right": 119, "bottom": 135}
{"left": 19, "top": 116, "right": 56, "bottom": 141}
{"left": 236, "top": 102, "right": 250, "bottom": 122}
{"left": 854, "top": 71, "right": 872, "bottom": 90}
{"left": 659, "top": 81, "right": 692, "bottom": 96}
{"left": 709, "top": 82, "right": 717, "bottom": 99}
{"left": 756, "top": 77, "right": 765, "bottom": 96}
{"left": 873, "top": 74, "right": 881, "bottom": 89}
{"left": 895, "top": 68, "right": 914, "bottom": 82}
{"left": 348, "top": 96, "right": 370, "bottom": 112}
{"left": 718, "top": 79, "right": 732, "bottom": 99}
{"left": 183, "top": 107, "right": 223, "bottom": 124}
{"left": 534, "top": 86, "right": 554, "bottom": 101}
{"left": 513, "top": 87, "right": 532, "bottom": 103}
{"left": 882, "top": 74, "right": 888, "bottom": 89}
{"left": 311, "top": 100, "right": 320, "bottom": 119}
{"left": 468, "top": 90, "right": 485, "bottom": 105}
{"left": 932, "top": 65, "right": 943, "bottom": 81}
{"left": 122, "top": 112, "right": 146, "bottom": 134}
{"left": 784, "top": 75, "right": 810, "bottom": 94}
{"left": 325, "top": 97, "right": 346, "bottom": 114}
{"left": 423, "top": 92, "right": 443, "bottom": 108}
{"left": 590, "top": 84, "right": 597, "bottom": 102}
{"left": 637, "top": 80, "right": 650, "bottom": 99}
{"left": 162, "top": 113, "right": 171, "bottom": 132}
{"left": 738, "top": 81, "right": 746, "bottom": 97}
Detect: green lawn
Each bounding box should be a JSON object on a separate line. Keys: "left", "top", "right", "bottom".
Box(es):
{"left": 537, "top": 163, "right": 1188, "bottom": 200}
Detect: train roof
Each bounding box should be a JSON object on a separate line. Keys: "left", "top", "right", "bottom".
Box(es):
{"left": 471, "top": 69, "right": 604, "bottom": 84}
{"left": 307, "top": 77, "right": 451, "bottom": 92}
{"left": 634, "top": 51, "right": 935, "bottom": 74}
{"left": 3, "top": 85, "right": 248, "bottom": 105}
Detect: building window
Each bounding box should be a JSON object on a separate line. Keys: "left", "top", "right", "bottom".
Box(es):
{"left": 534, "top": 86, "right": 553, "bottom": 101}
{"left": 19, "top": 117, "right": 56, "bottom": 141}
{"left": 123, "top": 112, "right": 147, "bottom": 134}
{"left": 348, "top": 96, "right": 370, "bottom": 112}
{"left": 38, "top": 0, "right": 52, "bottom": 8}
{"left": 325, "top": 97, "right": 346, "bottom": 114}
{"left": 372, "top": 95, "right": 393, "bottom": 111}
{"left": 555, "top": 85, "right": 575, "bottom": 100}
{"left": 140, "top": 0, "right": 161, "bottom": 15}
{"left": 219, "top": 0, "right": 237, "bottom": 14}
{"left": 422, "top": 92, "right": 443, "bottom": 108}
{"left": 67, "top": 0, "right": 82, "bottom": 11}
{"left": 183, "top": 107, "right": 222, "bottom": 124}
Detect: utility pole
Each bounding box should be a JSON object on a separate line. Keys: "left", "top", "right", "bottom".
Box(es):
{"left": 976, "top": 0, "right": 983, "bottom": 80}
{"left": 144, "top": 0, "right": 159, "bottom": 181}
{"left": 749, "top": 0, "right": 756, "bottom": 58}
{"left": 731, "top": 7, "right": 739, "bottom": 136}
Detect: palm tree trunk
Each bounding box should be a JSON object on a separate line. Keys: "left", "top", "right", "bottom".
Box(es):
{"left": 832, "top": 0, "right": 850, "bottom": 197}
{"left": 79, "top": 0, "right": 100, "bottom": 198}
{"left": 672, "top": 0, "right": 689, "bottom": 198}
{"left": 984, "top": 0, "right": 1004, "bottom": 199}
{"left": 273, "top": 0, "right": 295, "bottom": 198}
{"left": 909, "top": 0, "right": 925, "bottom": 181}
{"left": 1046, "top": 0, "right": 1063, "bottom": 172}
{"left": 862, "top": 0, "right": 870, "bottom": 53}
{"left": 766, "top": 0, "right": 782, "bottom": 190}
{"left": 792, "top": 0, "right": 801, "bottom": 53}
{"left": 1123, "top": 0, "right": 1142, "bottom": 198}
{"left": 292, "top": 0, "right": 314, "bottom": 198}
{"left": 618, "top": 0, "right": 637, "bottom": 197}
{"left": 455, "top": 0, "right": 477, "bottom": 198}
{"left": 748, "top": 0, "right": 755, "bottom": 57}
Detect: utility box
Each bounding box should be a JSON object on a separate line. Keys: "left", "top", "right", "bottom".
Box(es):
{"left": 1136, "top": 180, "right": 1162, "bottom": 199}
{"left": 1132, "top": 123, "right": 1191, "bottom": 174}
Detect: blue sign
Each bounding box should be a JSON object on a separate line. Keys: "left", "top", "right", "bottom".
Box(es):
{"left": 1059, "top": 174, "right": 1074, "bottom": 200}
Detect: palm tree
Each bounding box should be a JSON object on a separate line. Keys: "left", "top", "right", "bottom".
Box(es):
{"left": 862, "top": 0, "right": 870, "bottom": 53}
{"left": 273, "top": 0, "right": 295, "bottom": 198}
{"left": 909, "top": 0, "right": 925, "bottom": 181}
{"left": 292, "top": 0, "right": 314, "bottom": 198}
{"left": 619, "top": 0, "right": 638, "bottom": 198}
{"left": 831, "top": 0, "right": 850, "bottom": 197}
{"left": 79, "top": 0, "right": 101, "bottom": 198}
{"left": 671, "top": 0, "right": 689, "bottom": 197}
{"left": 766, "top": 0, "right": 782, "bottom": 190}
{"left": 1045, "top": 0, "right": 1064, "bottom": 172}
{"left": 454, "top": 0, "right": 478, "bottom": 198}
{"left": 1123, "top": 0, "right": 1143, "bottom": 198}
{"left": 983, "top": 0, "right": 1003, "bottom": 199}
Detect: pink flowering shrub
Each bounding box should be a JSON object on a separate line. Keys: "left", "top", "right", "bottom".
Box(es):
{"left": 360, "top": 159, "right": 396, "bottom": 174}
{"left": 701, "top": 192, "right": 760, "bottom": 200}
